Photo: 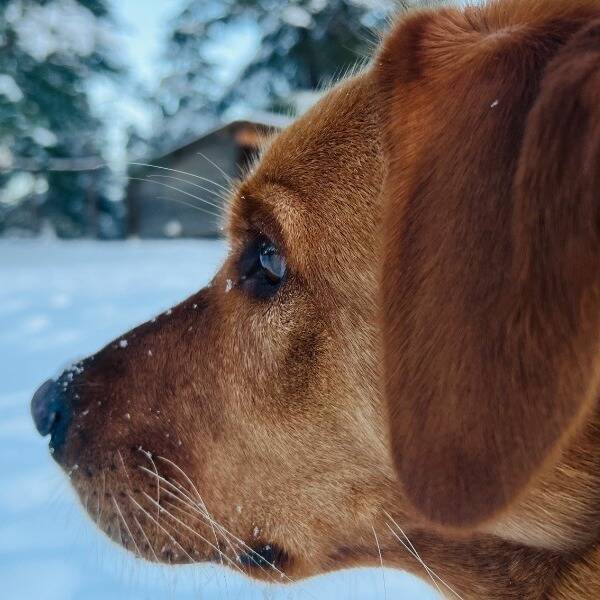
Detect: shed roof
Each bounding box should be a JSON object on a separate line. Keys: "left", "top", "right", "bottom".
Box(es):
{"left": 151, "top": 112, "right": 293, "bottom": 165}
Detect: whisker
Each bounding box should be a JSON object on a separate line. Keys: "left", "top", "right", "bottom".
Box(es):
{"left": 162, "top": 498, "right": 225, "bottom": 567}
{"left": 372, "top": 525, "right": 388, "bottom": 600}
{"left": 129, "top": 162, "right": 231, "bottom": 193}
{"left": 155, "top": 195, "right": 222, "bottom": 220}
{"left": 154, "top": 456, "right": 240, "bottom": 556}
{"left": 161, "top": 494, "right": 240, "bottom": 564}
{"left": 137, "top": 449, "right": 161, "bottom": 520}
{"left": 117, "top": 450, "right": 131, "bottom": 485}
{"left": 140, "top": 462, "right": 294, "bottom": 582}
{"left": 114, "top": 495, "right": 124, "bottom": 547}
{"left": 152, "top": 456, "right": 224, "bottom": 553}
{"left": 98, "top": 471, "right": 106, "bottom": 526}
{"left": 147, "top": 461, "right": 230, "bottom": 567}
{"left": 196, "top": 151, "right": 233, "bottom": 184}
{"left": 138, "top": 466, "right": 241, "bottom": 562}
{"left": 139, "top": 466, "right": 285, "bottom": 577}
{"left": 112, "top": 495, "right": 142, "bottom": 557}
{"left": 133, "top": 515, "right": 159, "bottom": 562}
{"left": 156, "top": 456, "right": 211, "bottom": 514}
{"left": 386, "top": 523, "right": 444, "bottom": 597}
{"left": 147, "top": 174, "right": 226, "bottom": 204}
{"left": 153, "top": 457, "right": 283, "bottom": 572}
{"left": 138, "top": 466, "right": 199, "bottom": 510}
{"left": 141, "top": 491, "right": 245, "bottom": 575}
{"left": 128, "top": 493, "right": 195, "bottom": 563}
{"left": 128, "top": 177, "right": 222, "bottom": 218}
{"left": 384, "top": 510, "right": 463, "bottom": 600}
{"left": 95, "top": 486, "right": 101, "bottom": 530}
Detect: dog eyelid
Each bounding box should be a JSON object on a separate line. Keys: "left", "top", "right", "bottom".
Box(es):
{"left": 229, "top": 188, "right": 293, "bottom": 275}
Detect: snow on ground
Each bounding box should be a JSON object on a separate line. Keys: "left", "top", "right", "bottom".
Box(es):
{"left": 0, "top": 239, "right": 438, "bottom": 600}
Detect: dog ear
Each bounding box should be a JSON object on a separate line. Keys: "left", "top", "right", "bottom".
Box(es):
{"left": 376, "top": 9, "right": 600, "bottom": 528}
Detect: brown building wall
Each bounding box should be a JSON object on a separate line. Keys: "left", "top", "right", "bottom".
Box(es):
{"left": 126, "top": 121, "right": 280, "bottom": 239}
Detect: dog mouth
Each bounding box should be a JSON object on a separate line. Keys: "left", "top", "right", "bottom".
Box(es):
{"left": 238, "top": 543, "right": 290, "bottom": 574}
{"left": 32, "top": 368, "right": 296, "bottom": 579}
{"left": 63, "top": 448, "right": 293, "bottom": 580}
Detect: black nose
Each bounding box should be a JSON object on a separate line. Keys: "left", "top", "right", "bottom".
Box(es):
{"left": 31, "top": 379, "right": 71, "bottom": 453}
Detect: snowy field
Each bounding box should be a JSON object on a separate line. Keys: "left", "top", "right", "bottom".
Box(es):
{"left": 0, "top": 239, "right": 438, "bottom": 600}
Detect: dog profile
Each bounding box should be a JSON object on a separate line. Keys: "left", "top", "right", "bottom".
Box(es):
{"left": 31, "top": 0, "right": 600, "bottom": 597}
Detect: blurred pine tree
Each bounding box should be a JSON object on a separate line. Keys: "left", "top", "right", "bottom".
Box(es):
{"left": 0, "top": 0, "right": 123, "bottom": 237}
{"left": 150, "top": 0, "right": 396, "bottom": 154}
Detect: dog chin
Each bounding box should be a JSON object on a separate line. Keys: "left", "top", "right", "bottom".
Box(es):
{"left": 65, "top": 466, "right": 295, "bottom": 581}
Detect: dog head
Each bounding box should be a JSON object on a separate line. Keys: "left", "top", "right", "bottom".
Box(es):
{"left": 30, "top": 73, "right": 400, "bottom": 579}
{"left": 31, "top": 0, "right": 600, "bottom": 596}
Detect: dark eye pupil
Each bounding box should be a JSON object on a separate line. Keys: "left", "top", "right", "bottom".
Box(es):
{"left": 236, "top": 236, "right": 286, "bottom": 299}
{"left": 259, "top": 242, "right": 286, "bottom": 282}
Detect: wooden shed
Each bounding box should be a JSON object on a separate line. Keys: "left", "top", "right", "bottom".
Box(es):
{"left": 126, "top": 114, "right": 290, "bottom": 238}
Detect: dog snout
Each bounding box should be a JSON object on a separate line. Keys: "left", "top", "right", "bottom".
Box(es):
{"left": 31, "top": 378, "right": 72, "bottom": 454}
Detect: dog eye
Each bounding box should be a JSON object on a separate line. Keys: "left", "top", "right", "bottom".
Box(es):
{"left": 237, "top": 235, "right": 286, "bottom": 299}
{"left": 259, "top": 241, "right": 286, "bottom": 283}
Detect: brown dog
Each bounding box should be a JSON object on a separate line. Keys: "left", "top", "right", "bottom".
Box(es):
{"left": 30, "top": 0, "right": 600, "bottom": 598}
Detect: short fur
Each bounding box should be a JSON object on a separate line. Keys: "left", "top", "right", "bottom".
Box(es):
{"left": 38, "top": 1, "right": 600, "bottom": 598}
{"left": 378, "top": 0, "right": 600, "bottom": 529}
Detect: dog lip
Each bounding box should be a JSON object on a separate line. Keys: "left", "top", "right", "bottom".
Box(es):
{"left": 238, "top": 542, "right": 288, "bottom": 570}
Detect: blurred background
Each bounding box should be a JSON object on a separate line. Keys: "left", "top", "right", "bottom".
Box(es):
{"left": 0, "top": 0, "right": 403, "bottom": 239}
{"left": 0, "top": 0, "right": 443, "bottom": 598}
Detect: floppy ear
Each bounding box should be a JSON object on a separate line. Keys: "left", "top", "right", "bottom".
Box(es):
{"left": 377, "top": 9, "right": 600, "bottom": 528}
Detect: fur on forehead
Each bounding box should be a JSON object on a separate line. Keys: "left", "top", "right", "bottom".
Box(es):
{"left": 227, "top": 72, "right": 385, "bottom": 296}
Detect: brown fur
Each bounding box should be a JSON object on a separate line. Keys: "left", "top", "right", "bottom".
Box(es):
{"left": 39, "top": 1, "right": 600, "bottom": 598}
{"left": 378, "top": 0, "right": 600, "bottom": 529}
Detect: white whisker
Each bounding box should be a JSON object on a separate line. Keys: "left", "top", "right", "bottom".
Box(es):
{"left": 128, "top": 177, "right": 222, "bottom": 218}
{"left": 129, "top": 162, "right": 231, "bottom": 193}
{"left": 147, "top": 174, "right": 226, "bottom": 204}
{"left": 112, "top": 495, "right": 142, "bottom": 557}
{"left": 150, "top": 463, "right": 229, "bottom": 567}
{"left": 156, "top": 456, "right": 211, "bottom": 514}
{"left": 196, "top": 151, "right": 233, "bottom": 184}
{"left": 128, "top": 493, "right": 195, "bottom": 563}
{"left": 114, "top": 496, "right": 124, "bottom": 546}
{"left": 385, "top": 523, "right": 444, "bottom": 597}
{"left": 133, "top": 515, "right": 159, "bottom": 562}
{"left": 139, "top": 460, "right": 296, "bottom": 584}
{"left": 137, "top": 448, "right": 162, "bottom": 524}
{"left": 162, "top": 498, "right": 225, "bottom": 567}
{"left": 384, "top": 511, "right": 464, "bottom": 599}
{"left": 152, "top": 458, "right": 276, "bottom": 572}
{"left": 138, "top": 466, "right": 241, "bottom": 562}
{"left": 155, "top": 195, "right": 222, "bottom": 220}
{"left": 138, "top": 466, "right": 200, "bottom": 512}
{"left": 98, "top": 471, "right": 106, "bottom": 526}
{"left": 141, "top": 491, "right": 245, "bottom": 575}
{"left": 162, "top": 494, "right": 239, "bottom": 564}
{"left": 372, "top": 525, "right": 388, "bottom": 600}
{"left": 117, "top": 450, "right": 132, "bottom": 486}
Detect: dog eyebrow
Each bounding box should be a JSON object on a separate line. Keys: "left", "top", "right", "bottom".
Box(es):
{"left": 228, "top": 173, "right": 314, "bottom": 279}
{"left": 227, "top": 180, "right": 294, "bottom": 261}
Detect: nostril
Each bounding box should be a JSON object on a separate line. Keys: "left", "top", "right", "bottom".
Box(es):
{"left": 30, "top": 379, "right": 72, "bottom": 454}
{"left": 31, "top": 379, "right": 60, "bottom": 437}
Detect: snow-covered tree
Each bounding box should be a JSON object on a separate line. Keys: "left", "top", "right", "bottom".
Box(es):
{"left": 221, "top": 0, "right": 395, "bottom": 109}
{"left": 0, "top": 0, "right": 122, "bottom": 237}
{"left": 150, "top": 0, "right": 395, "bottom": 152}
